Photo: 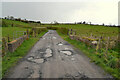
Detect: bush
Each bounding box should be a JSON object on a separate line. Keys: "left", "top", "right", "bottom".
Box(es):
{"left": 2, "top": 21, "right": 8, "bottom": 27}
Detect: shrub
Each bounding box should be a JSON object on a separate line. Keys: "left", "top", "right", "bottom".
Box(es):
{"left": 2, "top": 21, "right": 8, "bottom": 27}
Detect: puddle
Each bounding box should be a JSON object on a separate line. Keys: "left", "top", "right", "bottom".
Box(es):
{"left": 44, "top": 48, "right": 52, "bottom": 58}
{"left": 31, "top": 58, "right": 44, "bottom": 64}
{"left": 27, "top": 56, "right": 44, "bottom": 64}
{"left": 58, "top": 43, "right": 63, "bottom": 45}
{"left": 25, "top": 66, "right": 29, "bottom": 69}
{"left": 27, "top": 56, "right": 34, "bottom": 61}
{"left": 60, "top": 50, "right": 72, "bottom": 56}
{"left": 57, "top": 42, "right": 63, "bottom": 46}
{"left": 53, "top": 37, "right": 57, "bottom": 39}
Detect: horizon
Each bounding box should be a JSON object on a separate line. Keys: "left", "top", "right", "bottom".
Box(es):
{"left": 1, "top": 1, "right": 120, "bottom": 25}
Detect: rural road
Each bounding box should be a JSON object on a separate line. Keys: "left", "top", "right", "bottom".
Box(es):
{"left": 6, "top": 30, "right": 112, "bottom": 79}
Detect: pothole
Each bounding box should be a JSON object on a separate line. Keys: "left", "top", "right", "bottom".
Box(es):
{"left": 53, "top": 36, "right": 57, "bottom": 39}
{"left": 27, "top": 56, "right": 44, "bottom": 64}
{"left": 31, "top": 58, "right": 44, "bottom": 64}
{"left": 61, "top": 72, "right": 89, "bottom": 79}
{"left": 25, "top": 66, "right": 29, "bottom": 69}
{"left": 27, "top": 56, "right": 34, "bottom": 61}
{"left": 57, "top": 42, "right": 63, "bottom": 46}
{"left": 58, "top": 43, "right": 63, "bottom": 46}
{"left": 60, "top": 50, "right": 72, "bottom": 56}
{"left": 44, "top": 48, "right": 52, "bottom": 58}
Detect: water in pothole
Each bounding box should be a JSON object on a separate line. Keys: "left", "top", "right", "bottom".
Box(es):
{"left": 60, "top": 50, "right": 72, "bottom": 56}
{"left": 53, "top": 36, "right": 57, "bottom": 39}
{"left": 27, "top": 56, "right": 34, "bottom": 61}
{"left": 27, "top": 56, "right": 44, "bottom": 64}
{"left": 31, "top": 58, "right": 44, "bottom": 64}
{"left": 44, "top": 48, "right": 52, "bottom": 58}
{"left": 57, "top": 42, "right": 63, "bottom": 46}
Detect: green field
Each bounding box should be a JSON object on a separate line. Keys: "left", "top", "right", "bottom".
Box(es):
{"left": 2, "top": 19, "right": 30, "bottom": 27}
{"left": 2, "top": 19, "right": 41, "bottom": 28}
{"left": 2, "top": 27, "right": 27, "bottom": 41}
{"left": 45, "top": 24, "right": 119, "bottom": 38}
{"left": 2, "top": 19, "right": 119, "bottom": 38}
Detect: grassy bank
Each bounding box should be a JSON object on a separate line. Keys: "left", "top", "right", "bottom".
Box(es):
{"left": 2, "top": 31, "right": 47, "bottom": 77}
{"left": 57, "top": 30, "right": 120, "bottom": 79}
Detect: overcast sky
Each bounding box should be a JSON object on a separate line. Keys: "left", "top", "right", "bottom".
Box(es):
{"left": 1, "top": 0, "right": 120, "bottom": 25}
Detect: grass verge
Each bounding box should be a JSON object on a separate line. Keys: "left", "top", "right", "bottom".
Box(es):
{"left": 2, "top": 31, "right": 47, "bottom": 77}
{"left": 57, "top": 30, "right": 120, "bottom": 79}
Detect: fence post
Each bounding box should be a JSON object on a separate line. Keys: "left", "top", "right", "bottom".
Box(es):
{"left": 35, "top": 31, "right": 36, "bottom": 37}
{"left": 26, "top": 29, "right": 29, "bottom": 40}
{"left": 70, "top": 29, "right": 72, "bottom": 35}
{"left": 91, "top": 33, "right": 93, "bottom": 38}
{"left": 75, "top": 31, "right": 76, "bottom": 35}
{"left": 105, "top": 37, "right": 110, "bottom": 54}
{"left": 96, "top": 37, "right": 101, "bottom": 53}
{"left": 100, "top": 36, "right": 103, "bottom": 49}
{"left": 2, "top": 38, "right": 8, "bottom": 57}
{"left": 8, "top": 35, "right": 10, "bottom": 42}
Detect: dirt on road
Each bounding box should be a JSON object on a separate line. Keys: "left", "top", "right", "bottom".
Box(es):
{"left": 6, "top": 30, "right": 112, "bottom": 78}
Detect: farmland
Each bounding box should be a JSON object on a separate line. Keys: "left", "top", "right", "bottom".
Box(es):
{"left": 2, "top": 27, "right": 27, "bottom": 41}
{"left": 45, "top": 24, "right": 119, "bottom": 37}
{"left": 1, "top": 19, "right": 120, "bottom": 79}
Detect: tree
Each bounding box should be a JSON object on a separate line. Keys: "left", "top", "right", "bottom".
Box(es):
{"left": 83, "top": 21, "right": 86, "bottom": 24}
{"left": 36, "top": 21, "right": 41, "bottom": 24}
{"left": 54, "top": 21, "right": 59, "bottom": 24}
{"left": 102, "top": 23, "right": 104, "bottom": 26}
{"left": 9, "top": 16, "right": 14, "bottom": 20}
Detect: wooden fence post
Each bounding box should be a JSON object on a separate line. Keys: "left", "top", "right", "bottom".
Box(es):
{"left": 75, "top": 31, "right": 76, "bottom": 35}
{"left": 35, "top": 31, "right": 36, "bottom": 37}
{"left": 91, "top": 33, "right": 93, "bottom": 38}
{"left": 70, "top": 29, "right": 72, "bottom": 35}
{"left": 105, "top": 37, "right": 110, "bottom": 54}
{"left": 2, "top": 38, "right": 8, "bottom": 57}
{"left": 32, "top": 29, "right": 34, "bottom": 37}
{"left": 96, "top": 37, "right": 101, "bottom": 53}
{"left": 26, "top": 29, "right": 29, "bottom": 40}
{"left": 8, "top": 35, "right": 10, "bottom": 42}
{"left": 100, "top": 36, "right": 103, "bottom": 49}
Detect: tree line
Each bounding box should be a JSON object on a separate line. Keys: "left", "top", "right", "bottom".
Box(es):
{"left": 2, "top": 16, "right": 41, "bottom": 24}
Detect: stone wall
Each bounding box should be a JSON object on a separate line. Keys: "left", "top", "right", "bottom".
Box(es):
{"left": 8, "top": 35, "right": 28, "bottom": 52}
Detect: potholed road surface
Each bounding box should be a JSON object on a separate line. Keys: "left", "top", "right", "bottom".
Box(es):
{"left": 6, "top": 30, "right": 112, "bottom": 78}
